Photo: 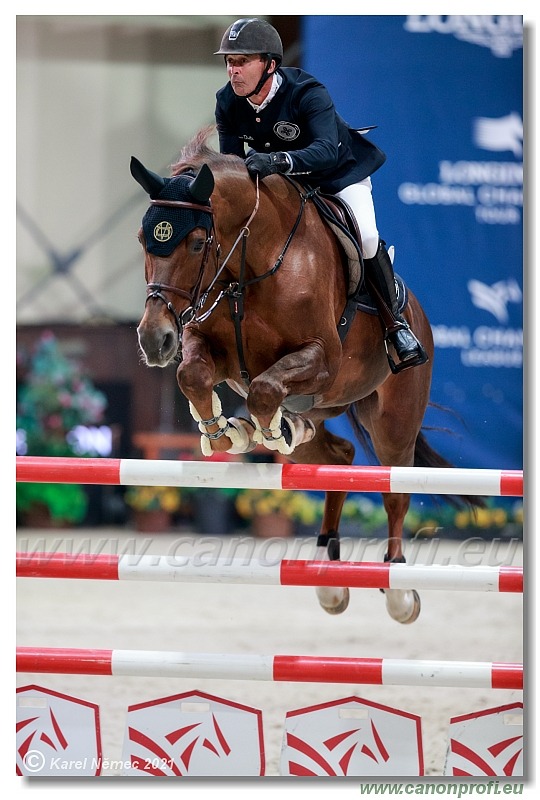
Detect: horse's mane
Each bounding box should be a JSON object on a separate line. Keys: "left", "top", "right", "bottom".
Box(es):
{"left": 170, "top": 125, "right": 245, "bottom": 176}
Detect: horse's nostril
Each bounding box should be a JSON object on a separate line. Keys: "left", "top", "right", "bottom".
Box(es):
{"left": 162, "top": 330, "right": 176, "bottom": 355}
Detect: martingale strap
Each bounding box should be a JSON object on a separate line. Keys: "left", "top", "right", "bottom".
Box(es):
{"left": 227, "top": 232, "right": 250, "bottom": 385}
{"left": 226, "top": 182, "right": 316, "bottom": 387}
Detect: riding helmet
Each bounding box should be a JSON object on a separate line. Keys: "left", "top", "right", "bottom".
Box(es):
{"left": 214, "top": 18, "right": 283, "bottom": 65}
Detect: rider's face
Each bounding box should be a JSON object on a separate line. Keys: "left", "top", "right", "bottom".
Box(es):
{"left": 226, "top": 54, "right": 272, "bottom": 97}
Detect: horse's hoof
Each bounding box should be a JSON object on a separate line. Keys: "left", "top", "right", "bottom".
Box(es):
{"left": 316, "top": 587, "right": 350, "bottom": 615}
{"left": 384, "top": 589, "right": 421, "bottom": 624}
{"left": 398, "top": 590, "right": 421, "bottom": 624}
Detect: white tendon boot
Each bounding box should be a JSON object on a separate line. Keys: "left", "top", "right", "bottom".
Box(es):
{"left": 224, "top": 418, "right": 257, "bottom": 454}
{"left": 189, "top": 392, "right": 256, "bottom": 456}
{"left": 251, "top": 408, "right": 315, "bottom": 456}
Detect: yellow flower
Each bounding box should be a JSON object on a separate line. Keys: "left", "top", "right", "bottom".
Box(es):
{"left": 124, "top": 485, "right": 181, "bottom": 512}
{"left": 454, "top": 510, "right": 471, "bottom": 529}
{"left": 492, "top": 508, "right": 507, "bottom": 527}
{"left": 476, "top": 508, "right": 492, "bottom": 528}
{"left": 234, "top": 489, "right": 321, "bottom": 522}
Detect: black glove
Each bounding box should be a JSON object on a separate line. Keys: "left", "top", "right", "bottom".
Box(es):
{"left": 244, "top": 151, "right": 291, "bottom": 179}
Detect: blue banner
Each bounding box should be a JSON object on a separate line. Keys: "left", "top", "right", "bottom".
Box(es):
{"left": 302, "top": 15, "right": 523, "bottom": 474}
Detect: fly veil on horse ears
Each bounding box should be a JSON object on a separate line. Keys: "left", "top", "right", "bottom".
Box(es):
{"left": 130, "top": 157, "right": 215, "bottom": 256}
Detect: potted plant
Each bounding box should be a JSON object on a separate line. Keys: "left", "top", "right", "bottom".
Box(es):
{"left": 234, "top": 489, "right": 400, "bottom": 540}
{"left": 16, "top": 331, "right": 107, "bottom": 526}
{"left": 123, "top": 485, "right": 182, "bottom": 532}
{"left": 404, "top": 497, "right": 523, "bottom": 541}
{"left": 234, "top": 489, "right": 323, "bottom": 538}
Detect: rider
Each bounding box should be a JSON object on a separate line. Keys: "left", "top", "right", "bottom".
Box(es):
{"left": 214, "top": 17, "right": 427, "bottom": 370}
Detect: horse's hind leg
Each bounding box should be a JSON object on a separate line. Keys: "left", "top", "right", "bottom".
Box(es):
{"left": 315, "top": 490, "right": 350, "bottom": 614}
{"left": 380, "top": 491, "right": 421, "bottom": 624}
{"left": 294, "top": 421, "right": 354, "bottom": 615}
{"left": 352, "top": 380, "right": 427, "bottom": 624}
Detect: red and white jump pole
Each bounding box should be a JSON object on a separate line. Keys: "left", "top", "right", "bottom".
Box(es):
{"left": 16, "top": 456, "right": 523, "bottom": 496}
{"left": 16, "top": 647, "right": 522, "bottom": 690}
{"left": 16, "top": 552, "right": 523, "bottom": 593}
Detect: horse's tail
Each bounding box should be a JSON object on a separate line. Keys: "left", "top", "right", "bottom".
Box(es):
{"left": 346, "top": 405, "right": 486, "bottom": 510}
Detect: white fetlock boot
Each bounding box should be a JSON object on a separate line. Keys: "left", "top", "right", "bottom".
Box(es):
{"left": 252, "top": 409, "right": 315, "bottom": 456}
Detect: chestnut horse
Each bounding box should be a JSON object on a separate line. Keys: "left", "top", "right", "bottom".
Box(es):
{"left": 131, "top": 127, "right": 474, "bottom": 624}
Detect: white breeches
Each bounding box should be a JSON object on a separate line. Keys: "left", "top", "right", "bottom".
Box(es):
{"left": 336, "top": 177, "right": 379, "bottom": 259}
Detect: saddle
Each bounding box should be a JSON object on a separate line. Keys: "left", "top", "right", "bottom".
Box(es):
{"left": 309, "top": 191, "right": 408, "bottom": 331}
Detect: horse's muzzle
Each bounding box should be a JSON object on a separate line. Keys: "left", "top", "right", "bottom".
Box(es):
{"left": 137, "top": 321, "right": 180, "bottom": 367}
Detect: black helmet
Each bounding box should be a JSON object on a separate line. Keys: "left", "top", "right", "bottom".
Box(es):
{"left": 215, "top": 18, "right": 283, "bottom": 65}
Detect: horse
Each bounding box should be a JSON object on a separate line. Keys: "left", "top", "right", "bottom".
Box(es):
{"left": 131, "top": 126, "right": 478, "bottom": 624}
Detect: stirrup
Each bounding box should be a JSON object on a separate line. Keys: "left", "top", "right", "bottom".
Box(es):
{"left": 384, "top": 324, "right": 429, "bottom": 374}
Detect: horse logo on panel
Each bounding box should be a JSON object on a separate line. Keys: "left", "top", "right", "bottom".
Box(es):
{"left": 467, "top": 278, "right": 522, "bottom": 324}
{"left": 16, "top": 685, "right": 102, "bottom": 776}
{"left": 280, "top": 696, "right": 424, "bottom": 776}
{"left": 473, "top": 112, "right": 523, "bottom": 157}
{"left": 444, "top": 703, "right": 523, "bottom": 776}
{"left": 122, "top": 691, "right": 265, "bottom": 776}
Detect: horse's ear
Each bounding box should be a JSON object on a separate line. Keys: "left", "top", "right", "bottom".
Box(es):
{"left": 189, "top": 164, "right": 214, "bottom": 203}
{"left": 130, "top": 156, "right": 166, "bottom": 198}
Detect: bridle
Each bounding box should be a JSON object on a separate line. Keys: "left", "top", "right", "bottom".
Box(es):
{"left": 144, "top": 196, "right": 218, "bottom": 336}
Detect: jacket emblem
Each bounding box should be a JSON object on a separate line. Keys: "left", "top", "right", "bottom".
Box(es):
{"left": 274, "top": 121, "right": 300, "bottom": 141}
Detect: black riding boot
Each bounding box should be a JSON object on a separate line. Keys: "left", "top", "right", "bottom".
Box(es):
{"left": 363, "top": 240, "right": 428, "bottom": 372}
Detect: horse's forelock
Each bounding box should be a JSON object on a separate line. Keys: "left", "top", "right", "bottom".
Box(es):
{"left": 171, "top": 126, "right": 245, "bottom": 177}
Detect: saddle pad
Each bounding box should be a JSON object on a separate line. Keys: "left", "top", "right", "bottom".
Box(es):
{"left": 355, "top": 274, "right": 409, "bottom": 316}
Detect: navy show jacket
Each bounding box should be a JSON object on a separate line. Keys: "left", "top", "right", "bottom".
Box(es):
{"left": 215, "top": 67, "right": 386, "bottom": 193}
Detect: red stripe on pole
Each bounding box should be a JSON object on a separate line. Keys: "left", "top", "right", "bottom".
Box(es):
{"left": 16, "top": 456, "right": 121, "bottom": 485}
{"left": 16, "top": 552, "right": 120, "bottom": 580}
{"left": 498, "top": 566, "right": 524, "bottom": 594}
{"left": 281, "top": 463, "right": 391, "bottom": 492}
{"left": 273, "top": 655, "right": 384, "bottom": 684}
{"left": 280, "top": 560, "right": 392, "bottom": 589}
{"left": 491, "top": 663, "right": 523, "bottom": 690}
{"left": 16, "top": 647, "right": 113, "bottom": 675}
{"left": 500, "top": 471, "right": 524, "bottom": 497}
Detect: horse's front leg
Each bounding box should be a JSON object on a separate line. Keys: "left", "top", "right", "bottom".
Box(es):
{"left": 177, "top": 329, "right": 255, "bottom": 456}
{"left": 247, "top": 341, "right": 338, "bottom": 455}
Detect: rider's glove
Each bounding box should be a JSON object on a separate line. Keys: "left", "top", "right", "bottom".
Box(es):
{"left": 245, "top": 151, "right": 292, "bottom": 179}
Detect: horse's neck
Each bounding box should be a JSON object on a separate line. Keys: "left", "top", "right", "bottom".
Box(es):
{"left": 215, "top": 176, "right": 299, "bottom": 275}
{"left": 214, "top": 173, "right": 257, "bottom": 225}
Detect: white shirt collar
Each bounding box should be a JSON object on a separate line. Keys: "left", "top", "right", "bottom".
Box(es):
{"left": 247, "top": 72, "right": 282, "bottom": 113}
